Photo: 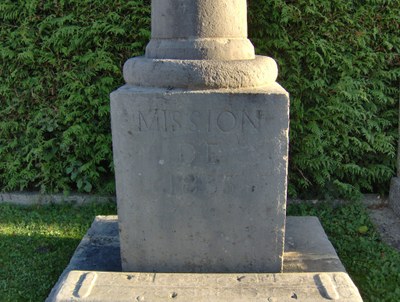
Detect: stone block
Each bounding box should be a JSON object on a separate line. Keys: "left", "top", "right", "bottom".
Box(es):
{"left": 389, "top": 177, "right": 400, "bottom": 217}
{"left": 111, "top": 84, "right": 289, "bottom": 273}
{"left": 284, "top": 216, "right": 345, "bottom": 273}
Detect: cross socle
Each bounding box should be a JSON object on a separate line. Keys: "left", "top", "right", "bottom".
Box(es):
{"left": 146, "top": 0, "right": 255, "bottom": 60}
{"left": 46, "top": 1, "right": 363, "bottom": 300}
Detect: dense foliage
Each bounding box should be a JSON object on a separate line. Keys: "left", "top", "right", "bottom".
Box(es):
{"left": 249, "top": 0, "right": 399, "bottom": 199}
{"left": 1, "top": 0, "right": 399, "bottom": 199}
{"left": 0, "top": 0, "right": 151, "bottom": 194}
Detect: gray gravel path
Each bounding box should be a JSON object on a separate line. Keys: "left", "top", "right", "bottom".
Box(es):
{"left": 363, "top": 195, "right": 400, "bottom": 251}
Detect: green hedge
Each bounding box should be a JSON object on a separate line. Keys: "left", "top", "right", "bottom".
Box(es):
{"left": 248, "top": 0, "right": 399, "bottom": 199}
{"left": 0, "top": 0, "right": 151, "bottom": 194}
{"left": 1, "top": 0, "right": 399, "bottom": 199}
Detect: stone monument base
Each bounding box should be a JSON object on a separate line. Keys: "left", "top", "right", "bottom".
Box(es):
{"left": 111, "top": 84, "right": 289, "bottom": 273}
{"left": 46, "top": 216, "right": 363, "bottom": 301}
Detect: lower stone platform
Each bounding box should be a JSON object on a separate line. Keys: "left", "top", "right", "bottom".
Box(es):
{"left": 46, "top": 216, "right": 362, "bottom": 301}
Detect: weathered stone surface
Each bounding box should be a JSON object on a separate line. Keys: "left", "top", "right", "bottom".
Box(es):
{"left": 284, "top": 217, "right": 345, "bottom": 273}
{"left": 123, "top": 0, "right": 277, "bottom": 90}
{"left": 46, "top": 216, "right": 344, "bottom": 275}
{"left": 63, "top": 216, "right": 343, "bottom": 276}
{"left": 367, "top": 206, "right": 400, "bottom": 250}
{"left": 389, "top": 177, "right": 400, "bottom": 217}
{"left": 51, "top": 271, "right": 363, "bottom": 302}
{"left": 123, "top": 56, "right": 278, "bottom": 90}
{"left": 46, "top": 216, "right": 361, "bottom": 302}
{"left": 62, "top": 216, "right": 121, "bottom": 272}
{"left": 111, "top": 84, "right": 289, "bottom": 273}
{"left": 147, "top": 0, "right": 254, "bottom": 60}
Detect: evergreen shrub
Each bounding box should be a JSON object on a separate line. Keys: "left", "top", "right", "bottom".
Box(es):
{"left": 0, "top": 0, "right": 150, "bottom": 193}
{"left": 0, "top": 0, "right": 399, "bottom": 199}
{"left": 249, "top": 0, "right": 399, "bottom": 199}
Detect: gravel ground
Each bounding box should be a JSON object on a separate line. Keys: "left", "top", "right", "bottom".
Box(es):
{"left": 363, "top": 195, "right": 400, "bottom": 251}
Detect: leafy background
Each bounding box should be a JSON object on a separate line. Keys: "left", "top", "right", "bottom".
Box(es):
{"left": 1, "top": 0, "right": 399, "bottom": 200}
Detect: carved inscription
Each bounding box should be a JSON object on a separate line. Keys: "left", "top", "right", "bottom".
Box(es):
{"left": 164, "top": 173, "right": 242, "bottom": 196}
{"left": 179, "top": 143, "right": 196, "bottom": 164}
{"left": 133, "top": 107, "right": 267, "bottom": 197}
{"left": 134, "top": 109, "right": 263, "bottom": 133}
{"left": 175, "top": 142, "right": 220, "bottom": 165}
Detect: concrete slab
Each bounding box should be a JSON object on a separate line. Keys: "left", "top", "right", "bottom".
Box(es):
{"left": 46, "top": 216, "right": 356, "bottom": 301}
{"left": 284, "top": 216, "right": 345, "bottom": 273}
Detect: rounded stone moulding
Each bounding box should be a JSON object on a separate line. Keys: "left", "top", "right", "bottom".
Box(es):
{"left": 145, "top": 38, "right": 255, "bottom": 61}
{"left": 123, "top": 56, "right": 278, "bottom": 90}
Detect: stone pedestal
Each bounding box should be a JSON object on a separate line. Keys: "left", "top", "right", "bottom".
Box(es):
{"left": 111, "top": 85, "right": 289, "bottom": 272}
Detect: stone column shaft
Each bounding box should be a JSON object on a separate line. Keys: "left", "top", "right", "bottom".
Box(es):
{"left": 146, "top": 0, "right": 255, "bottom": 60}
